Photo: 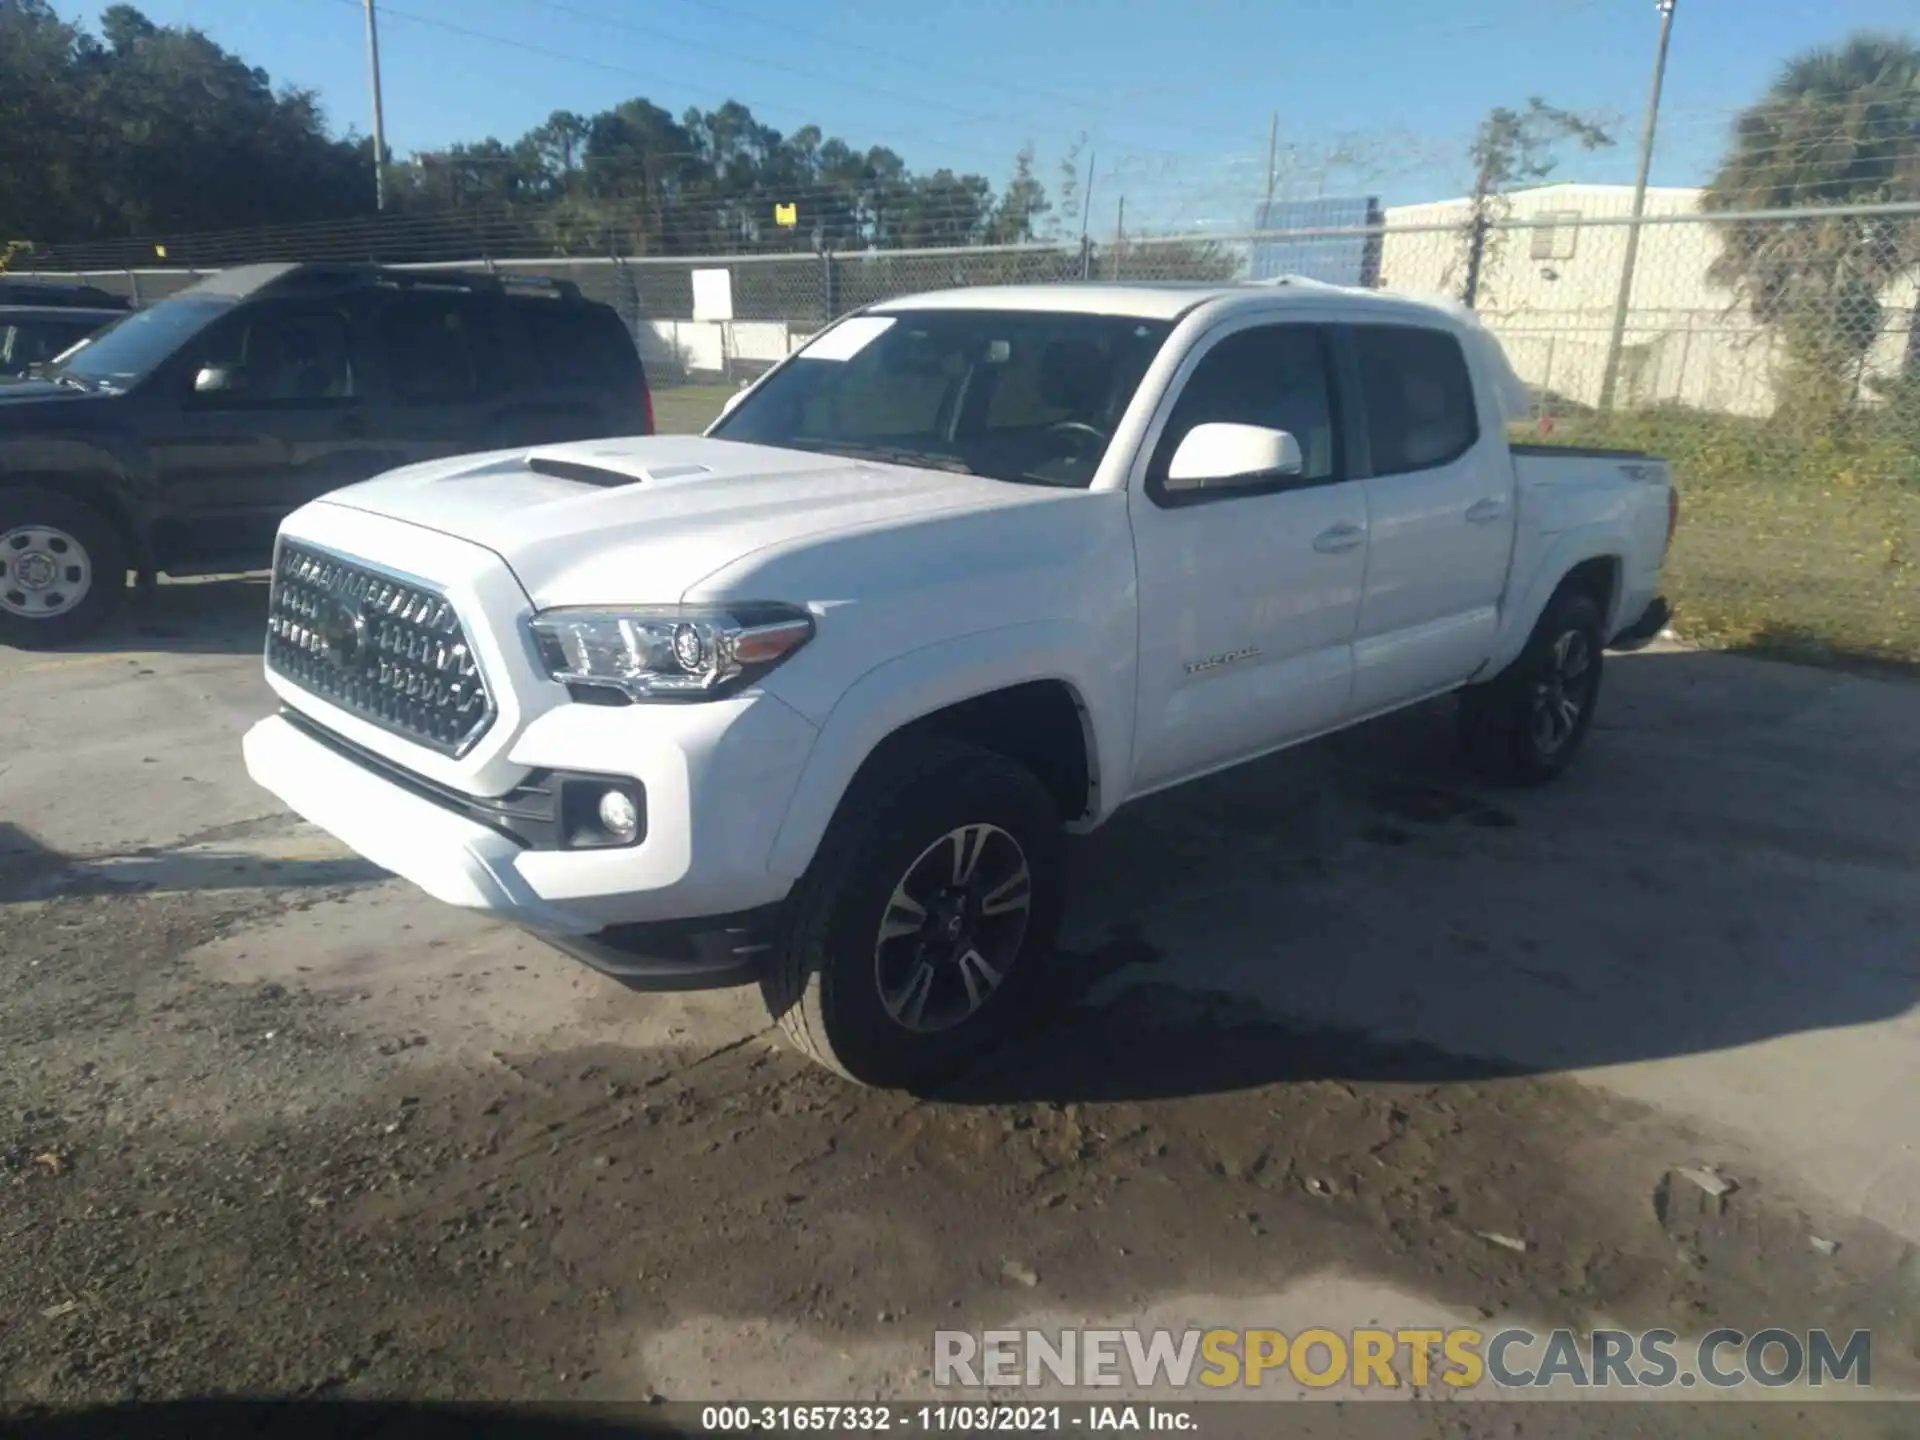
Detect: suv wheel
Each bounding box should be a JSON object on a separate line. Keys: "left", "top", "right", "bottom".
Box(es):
{"left": 1459, "top": 587, "right": 1606, "bottom": 785}
{"left": 0, "top": 488, "right": 127, "bottom": 649}
{"left": 763, "top": 735, "right": 1065, "bottom": 1089}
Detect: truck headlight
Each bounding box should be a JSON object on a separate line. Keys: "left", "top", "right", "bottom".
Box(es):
{"left": 528, "top": 603, "right": 814, "bottom": 700}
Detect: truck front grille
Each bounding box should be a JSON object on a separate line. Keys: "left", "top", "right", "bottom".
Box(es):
{"left": 265, "top": 541, "right": 494, "bottom": 755}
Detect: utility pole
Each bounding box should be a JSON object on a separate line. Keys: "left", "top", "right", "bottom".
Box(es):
{"left": 364, "top": 0, "right": 390, "bottom": 211}
{"left": 1597, "top": 0, "right": 1678, "bottom": 411}
{"left": 1078, "top": 152, "right": 1096, "bottom": 280}
{"left": 1263, "top": 111, "right": 1279, "bottom": 223}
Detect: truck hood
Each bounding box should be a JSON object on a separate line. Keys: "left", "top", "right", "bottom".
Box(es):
{"left": 314, "top": 434, "right": 1073, "bottom": 607}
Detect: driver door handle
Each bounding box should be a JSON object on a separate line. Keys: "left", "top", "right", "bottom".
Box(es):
{"left": 1466, "top": 496, "right": 1508, "bottom": 524}
{"left": 1312, "top": 523, "right": 1365, "bottom": 555}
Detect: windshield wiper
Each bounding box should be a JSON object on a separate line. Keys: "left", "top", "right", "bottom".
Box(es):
{"left": 49, "top": 373, "right": 94, "bottom": 393}
{"left": 786, "top": 440, "right": 973, "bottom": 475}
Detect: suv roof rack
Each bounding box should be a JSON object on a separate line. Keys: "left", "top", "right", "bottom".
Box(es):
{"left": 368, "top": 268, "right": 586, "bottom": 302}
{"left": 207, "top": 262, "right": 585, "bottom": 303}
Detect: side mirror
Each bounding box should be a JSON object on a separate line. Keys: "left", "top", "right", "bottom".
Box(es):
{"left": 719, "top": 385, "right": 749, "bottom": 418}
{"left": 1166, "top": 422, "right": 1304, "bottom": 488}
{"left": 194, "top": 363, "right": 241, "bottom": 395}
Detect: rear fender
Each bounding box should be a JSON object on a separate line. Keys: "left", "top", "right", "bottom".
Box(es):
{"left": 1484, "top": 529, "right": 1626, "bottom": 678}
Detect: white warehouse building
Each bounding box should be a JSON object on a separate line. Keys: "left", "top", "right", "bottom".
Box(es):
{"left": 1375, "top": 183, "right": 1918, "bottom": 419}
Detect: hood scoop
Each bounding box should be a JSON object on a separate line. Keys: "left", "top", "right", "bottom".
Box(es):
{"left": 524, "top": 450, "right": 714, "bottom": 489}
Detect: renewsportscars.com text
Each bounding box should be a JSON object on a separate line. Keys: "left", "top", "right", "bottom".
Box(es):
{"left": 933, "top": 1326, "right": 1873, "bottom": 1391}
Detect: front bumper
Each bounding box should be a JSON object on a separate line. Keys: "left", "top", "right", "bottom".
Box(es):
{"left": 540, "top": 906, "right": 780, "bottom": 991}
{"left": 243, "top": 686, "right": 817, "bottom": 986}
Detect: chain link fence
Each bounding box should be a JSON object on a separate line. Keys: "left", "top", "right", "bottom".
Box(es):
{"left": 17, "top": 203, "right": 1920, "bottom": 668}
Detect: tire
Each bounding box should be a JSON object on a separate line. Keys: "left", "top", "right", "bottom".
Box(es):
{"left": 762, "top": 734, "right": 1066, "bottom": 1090}
{"left": 0, "top": 487, "right": 128, "bottom": 649}
{"left": 1459, "top": 587, "right": 1606, "bottom": 786}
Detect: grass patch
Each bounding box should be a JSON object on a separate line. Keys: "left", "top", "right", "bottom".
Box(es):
{"left": 1521, "top": 403, "right": 1920, "bottom": 675}
{"left": 651, "top": 383, "right": 736, "bottom": 436}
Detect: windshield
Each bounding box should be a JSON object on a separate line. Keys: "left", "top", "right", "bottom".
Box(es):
{"left": 50, "top": 294, "right": 234, "bottom": 389}
{"left": 710, "top": 308, "right": 1173, "bottom": 487}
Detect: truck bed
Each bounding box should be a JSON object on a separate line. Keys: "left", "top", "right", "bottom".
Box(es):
{"left": 1509, "top": 443, "right": 1658, "bottom": 460}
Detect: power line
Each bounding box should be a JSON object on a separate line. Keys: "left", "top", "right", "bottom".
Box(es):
{"left": 329, "top": 0, "right": 1115, "bottom": 173}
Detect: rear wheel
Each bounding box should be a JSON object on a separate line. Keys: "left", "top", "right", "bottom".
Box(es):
{"left": 762, "top": 735, "right": 1065, "bottom": 1089}
{"left": 1459, "top": 587, "right": 1605, "bottom": 785}
{"left": 0, "top": 488, "right": 127, "bottom": 649}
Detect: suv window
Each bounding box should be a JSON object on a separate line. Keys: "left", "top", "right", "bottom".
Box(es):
{"left": 193, "top": 307, "right": 356, "bottom": 403}
{"left": 380, "top": 296, "right": 481, "bottom": 402}
{"left": 520, "top": 302, "right": 640, "bottom": 390}
{"left": 1150, "top": 324, "right": 1339, "bottom": 497}
{"left": 1349, "top": 323, "right": 1478, "bottom": 474}
{"left": 1, "top": 317, "right": 105, "bottom": 376}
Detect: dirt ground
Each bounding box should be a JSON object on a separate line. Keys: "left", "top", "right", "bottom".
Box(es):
{"left": 2, "top": 581, "right": 1918, "bottom": 1437}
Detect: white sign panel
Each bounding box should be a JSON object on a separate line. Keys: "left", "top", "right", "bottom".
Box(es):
{"left": 691, "top": 267, "right": 734, "bottom": 322}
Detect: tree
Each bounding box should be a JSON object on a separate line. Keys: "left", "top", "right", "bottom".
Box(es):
{"left": 4, "top": 1, "right": 1030, "bottom": 267}
{"left": 1052, "top": 132, "right": 1090, "bottom": 245}
{"left": 985, "top": 143, "right": 1050, "bottom": 244}
{"left": 1, "top": 1, "right": 372, "bottom": 248}
{"left": 1458, "top": 98, "right": 1613, "bottom": 306}
{"left": 1702, "top": 32, "right": 1920, "bottom": 417}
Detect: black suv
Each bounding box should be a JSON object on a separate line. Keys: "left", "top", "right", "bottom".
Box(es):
{"left": 0, "top": 263, "right": 653, "bottom": 647}
{"left": 0, "top": 277, "right": 132, "bottom": 309}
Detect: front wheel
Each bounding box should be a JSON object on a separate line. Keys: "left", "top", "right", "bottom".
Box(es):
{"left": 762, "top": 735, "right": 1065, "bottom": 1089}
{"left": 1459, "top": 587, "right": 1606, "bottom": 785}
{"left": 0, "top": 488, "right": 128, "bottom": 649}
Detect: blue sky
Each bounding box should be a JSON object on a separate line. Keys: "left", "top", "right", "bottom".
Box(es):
{"left": 90, "top": 0, "right": 1918, "bottom": 223}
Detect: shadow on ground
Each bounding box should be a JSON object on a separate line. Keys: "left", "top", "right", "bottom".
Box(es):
{"left": 0, "top": 820, "right": 385, "bottom": 905}
{"left": 72, "top": 575, "right": 269, "bottom": 656}
{"left": 1724, "top": 621, "right": 1920, "bottom": 684}
{"left": 935, "top": 644, "right": 1920, "bottom": 1101}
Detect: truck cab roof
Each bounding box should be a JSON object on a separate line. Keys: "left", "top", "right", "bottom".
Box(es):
{"left": 864, "top": 278, "right": 1535, "bottom": 424}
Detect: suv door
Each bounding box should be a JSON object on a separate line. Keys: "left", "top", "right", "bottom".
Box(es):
{"left": 1127, "top": 319, "right": 1367, "bottom": 792}
{"left": 1343, "top": 322, "right": 1516, "bottom": 714}
{"left": 144, "top": 298, "right": 379, "bottom": 570}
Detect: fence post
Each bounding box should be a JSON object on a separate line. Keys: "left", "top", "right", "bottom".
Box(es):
{"left": 821, "top": 249, "right": 839, "bottom": 328}
{"left": 609, "top": 249, "right": 641, "bottom": 352}
{"left": 127, "top": 269, "right": 142, "bottom": 306}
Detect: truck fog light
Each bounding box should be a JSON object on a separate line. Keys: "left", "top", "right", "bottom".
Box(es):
{"left": 597, "top": 789, "right": 640, "bottom": 841}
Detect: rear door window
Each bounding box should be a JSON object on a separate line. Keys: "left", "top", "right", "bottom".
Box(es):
{"left": 1349, "top": 324, "right": 1479, "bottom": 474}
{"left": 379, "top": 296, "right": 485, "bottom": 403}
{"left": 519, "top": 303, "right": 641, "bottom": 392}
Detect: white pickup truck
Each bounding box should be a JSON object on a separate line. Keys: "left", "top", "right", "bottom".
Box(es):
{"left": 243, "top": 279, "right": 1677, "bottom": 1087}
